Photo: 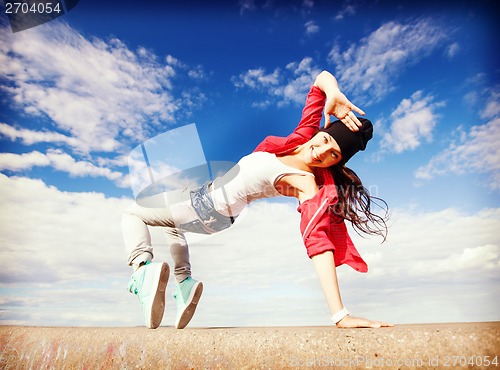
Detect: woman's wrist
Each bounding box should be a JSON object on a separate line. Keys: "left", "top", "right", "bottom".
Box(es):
{"left": 331, "top": 306, "right": 349, "bottom": 324}
{"left": 314, "top": 71, "right": 341, "bottom": 96}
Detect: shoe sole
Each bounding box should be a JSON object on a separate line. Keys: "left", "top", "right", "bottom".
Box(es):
{"left": 148, "top": 262, "right": 170, "bottom": 329}
{"left": 176, "top": 281, "right": 203, "bottom": 329}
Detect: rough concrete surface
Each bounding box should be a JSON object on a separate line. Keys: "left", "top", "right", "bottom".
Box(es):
{"left": 0, "top": 322, "right": 499, "bottom": 369}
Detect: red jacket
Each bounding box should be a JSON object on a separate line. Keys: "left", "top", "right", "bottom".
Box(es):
{"left": 253, "top": 85, "right": 368, "bottom": 273}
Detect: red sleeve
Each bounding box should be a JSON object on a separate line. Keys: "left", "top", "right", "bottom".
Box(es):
{"left": 253, "top": 85, "right": 326, "bottom": 154}
{"left": 296, "top": 185, "right": 337, "bottom": 258}
{"left": 292, "top": 85, "right": 326, "bottom": 141}
{"left": 328, "top": 221, "right": 368, "bottom": 273}
{"left": 297, "top": 185, "right": 369, "bottom": 273}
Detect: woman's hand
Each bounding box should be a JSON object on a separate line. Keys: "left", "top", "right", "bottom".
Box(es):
{"left": 336, "top": 315, "right": 394, "bottom": 329}
{"left": 324, "top": 90, "right": 365, "bottom": 131}
{"left": 314, "top": 70, "right": 365, "bottom": 131}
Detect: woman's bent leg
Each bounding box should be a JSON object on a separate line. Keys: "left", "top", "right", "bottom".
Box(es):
{"left": 122, "top": 191, "right": 205, "bottom": 329}
{"left": 170, "top": 242, "right": 191, "bottom": 283}
{"left": 122, "top": 192, "right": 189, "bottom": 273}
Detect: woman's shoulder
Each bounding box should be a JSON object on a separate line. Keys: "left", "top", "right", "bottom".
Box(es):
{"left": 241, "top": 151, "right": 274, "bottom": 161}
{"left": 277, "top": 172, "right": 318, "bottom": 202}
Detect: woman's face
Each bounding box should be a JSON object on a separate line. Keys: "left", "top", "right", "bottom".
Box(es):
{"left": 302, "top": 131, "right": 343, "bottom": 168}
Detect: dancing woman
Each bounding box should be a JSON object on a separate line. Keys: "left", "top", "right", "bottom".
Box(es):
{"left": 122, "top": 70, "right": 392, "bottom": 329}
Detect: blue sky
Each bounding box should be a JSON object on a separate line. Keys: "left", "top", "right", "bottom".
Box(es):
{"left": 0, "top": 0, "right": 499, "bottom": 328}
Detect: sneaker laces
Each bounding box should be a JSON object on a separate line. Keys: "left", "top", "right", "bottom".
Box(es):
{"left": 128, "top": 278, "right": 139, "bottom": 295}
{"left": 127, "top": 261, "right": 151, "bottom": 296}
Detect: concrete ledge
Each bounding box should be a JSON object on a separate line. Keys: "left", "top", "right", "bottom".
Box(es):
{"left": 1, "top": 322, "right": 499, "bottom": 369}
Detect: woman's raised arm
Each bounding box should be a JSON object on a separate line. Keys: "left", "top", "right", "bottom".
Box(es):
{"left": 313, "top": 70, "right": 365, "bottom": 131}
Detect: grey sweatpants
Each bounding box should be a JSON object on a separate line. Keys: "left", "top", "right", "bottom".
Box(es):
{"left": 122, "top": 190, "right": 199, "bottom": 283}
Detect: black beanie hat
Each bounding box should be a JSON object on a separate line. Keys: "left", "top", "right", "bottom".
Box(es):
{"left": 321, "top": 117, "right": 373, "bottom": 164}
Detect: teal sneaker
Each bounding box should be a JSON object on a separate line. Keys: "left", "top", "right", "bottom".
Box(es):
{"left": 173, "top": 277, "right": 203, "bottom": 329}
{"left": 128, "top": 262, "right": 170, "bottom": 329}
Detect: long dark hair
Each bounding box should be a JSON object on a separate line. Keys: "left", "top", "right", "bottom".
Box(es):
{"left": 329, "top": 164, "right": 389, "bottom": 241}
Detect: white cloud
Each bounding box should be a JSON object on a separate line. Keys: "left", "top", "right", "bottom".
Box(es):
{"left": 302, "top": 0, "right": 314, "bottom": 10}
{"left": 280, "top": 57, "right": 322, "bottom": 105}
{"left": 165, "top": 54, "right": 181, "bottom": 68}
{"left": 446, "top": 42, "right": 460, "bottom": 59}
{"left": 0, "top": 22, "right": 203, "bottom": 155}
{"left": 165, "top": 54, "right": 207, "bottom": 81}
{"left": 232, "top": 57, "right": 322, "bottom": 107}
{"left": 411, "top": 244, "right": 499, "bottom": 274}
{"left": 232, "top": 68, "right": 281, "bottom": 90}
{"left": 0, "top": 174, "right": 130, "bottom": 282}
{"left": 251, "top": 100, "right": 273, "bottom": 109}
{"left": 0, "top": 174, "right": 136, "bottom": 325}
{"left": 0, "top": 151, "right": 50, "bottom": 171}
{"left": 46, "top": 149, "right": 124, "bottom": 181}
{"left": 415, "top": 117, "right": 500, "bottom": 189}
{"left": 335, "top": 4, "right": 356, "bottom": 21}
{"left": 304, "top": 20, "right": 319, "bottom": 35}
{"left": 239, "top": 0, "right": 257, "bottom": 14}
{"left": 350, "top": 207, "right": 500, "bottom": 278}
{"left": 481, "top": 89, "right": 500, "bottom": 120}
{"left": 187, "top": 65, "right": 208, "bottom": 80}
{"left": 0, "top": 122, "right": 79, "bottom": 147}
{"left": 329, "top": 18, "right": 448, "bottom": 103}
{"left": 380, "top": 91, "right": 443, "bottom": 153}
{"left": 415, "top": 89, "right": 500, "bottom": 188}
{"left": 95, "top": 154, "right": 129, "bottom": 169}
{"left": 234, "top": 19, "right": 450, "bottom": 108}
{"left": 0, "top": 22, "right": 210, "bottom": 187}
{"left": 344, "top": 206, "right": 500, "bottom": 324}
{"left": 0, "top": 149, "right": 125, "bottom": 183}
{"left": 0, "top": 174, "right": 498, "bottom": 327}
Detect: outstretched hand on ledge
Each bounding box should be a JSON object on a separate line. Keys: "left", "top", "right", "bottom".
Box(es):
{"left": 336, "top": 315, "right": 394, "bottom": 329}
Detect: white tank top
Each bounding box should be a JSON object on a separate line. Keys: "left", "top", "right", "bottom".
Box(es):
{"left": 210, "top": 151, "right": 314, "bottom": 217}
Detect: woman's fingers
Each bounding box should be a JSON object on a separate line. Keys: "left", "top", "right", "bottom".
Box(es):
{"left": 368, "top": 320, "right": 394, "bottom": 328}
{"left": 342, "top": 114, "right": 359, "bottom": 132}
{"left": 379, "top": 321, "right": 395, "bottom": 327}
{"left": 324, "top": 99, "right": 365, "bottom": 132}
{"left": 343, "top": 102, "right": 365, "bottom": 131}
{"left": 350, "top": 103, "right": 365, "bottom": 117}
{"left": 336, "top": 315, "right": 394, "bottom": 328}
{"left": 324, "top": 108, "right": 332, "bottom": 128}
